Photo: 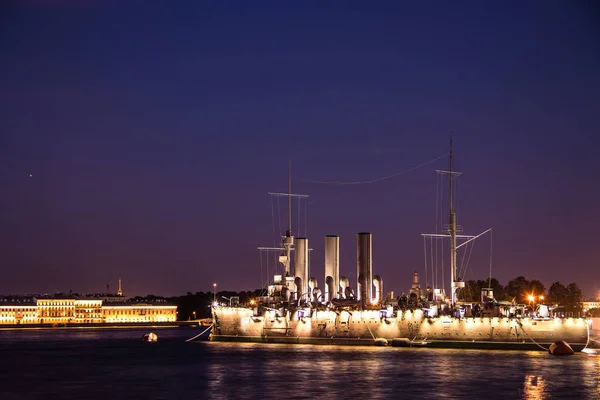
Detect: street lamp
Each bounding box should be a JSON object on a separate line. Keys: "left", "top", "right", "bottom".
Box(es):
{"left": 528, "top": 294, "right": 535, "bottom": 309}
{"left": 539, "top": 295, "right": 545, "bottom": 303}
{"left": 213, "top": 283, "right": 217, "bottom": 305}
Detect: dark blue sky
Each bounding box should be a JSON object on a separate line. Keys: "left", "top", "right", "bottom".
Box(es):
{"left": 1, "top": 1, "right": 598, "bottom": 298}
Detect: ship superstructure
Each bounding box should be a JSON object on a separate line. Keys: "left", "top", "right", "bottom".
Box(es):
{"left": 210, "top": 139, "right": 590, "bottom": 351}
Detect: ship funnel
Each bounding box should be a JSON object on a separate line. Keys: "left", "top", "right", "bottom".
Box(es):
{"left": 294, "top": 238, "right": 309, "bottom": 302}
{"left": 373, "top": 275, "right": 383, "bottom": 304}
{"left": 324, "top": 235, "right": 340, "bottom": 302}
{"left": 357, "top": 232, "right": 373, "bottom": 307}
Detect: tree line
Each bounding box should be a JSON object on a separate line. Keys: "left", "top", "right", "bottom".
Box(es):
{"left": 457, "top": 276, "right": 584, "bottom": 315}
{"left": 134, "top": 277, "right": 587, "bottom": 321}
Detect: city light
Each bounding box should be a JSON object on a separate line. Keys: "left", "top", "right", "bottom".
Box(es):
{"left": 528, "top": 294, "right": 535, "bottom": 311}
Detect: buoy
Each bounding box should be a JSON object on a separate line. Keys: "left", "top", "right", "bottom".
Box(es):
{"left": 142, "top": 332, "right": 158, "bottom": 342}
{"left": 548, "top": 340, "right": 574, "bottom": 356}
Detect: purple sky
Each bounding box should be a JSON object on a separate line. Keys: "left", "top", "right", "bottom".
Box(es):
{"left": 1, "top": 1, "right": 599, "bottom": 298}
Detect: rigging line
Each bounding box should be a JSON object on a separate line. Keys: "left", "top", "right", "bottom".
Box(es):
{"left": 434, "top": 227, "right": 438, "bottom": 289}
{"left": 434, "top": 173, "right": 437, "bottom": 288}
{"left": 488, "top": 229, "right": 493, "bottom": 288}
{"left": 436, "top": 172, "right": 440, "bottom": 233}
{"left": 429, "top": 237, "right": 434, "bottom": 289}
{"left": 435, "top": 238, "right": 439, "bottom": 290}
{"left": 304, "top": 197, "right": 307, "bottom": 237}
{"left": 460, "top": 239, "right": 475, "bottom": 281}
{"left": 260, "top": 250, "right": 264, "bottom": 292}
{"left": 455, "top": 174, "right": 459, "bottom": 223}
{"left": 270, "top": 195, "right": 276, "bottom": 247}
{"left": 440, "top": 237, "right": 444, "bottom": 294}
{"left": 277, "top": 196, "right": 281, "bottom": 240}
{"left": 423, "top": 236, "right": 428, "bottom": 290}
{"left": 464, "top": 241, "right": 474, "bottom": 279}
{"left": 457, "top": 239, "right": 467, "bottom": 278}
{"left": 300, "top": 152, "right": 449, "bottom": 185}
{"left": 297, "top": 197, "right": 300, "bottom": 237}
{"left": 457, "top": 240, "right": 464, "bottom": 279}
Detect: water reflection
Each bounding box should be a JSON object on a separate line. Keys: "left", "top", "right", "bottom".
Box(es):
{"left": 523, "top": 375, "right": 547, "bottom": 399}
{"left": 1, "top": 330, "right": 600, "bottom": 399}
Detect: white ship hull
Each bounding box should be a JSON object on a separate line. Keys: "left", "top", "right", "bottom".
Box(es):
{"left": 211, "top": 306, "right": 590, "bottom": 351}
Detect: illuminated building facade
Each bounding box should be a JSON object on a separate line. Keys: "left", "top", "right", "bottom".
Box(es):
{"left": 0, "top": 304, "right": 37, "bottom": 324}
{"left": 37, "top": 298, "right": 76, "bottom": 324}
{"left": 0, "top": 296, "right": 177, "bottom": 325}
{"left": 102, "top": 304, "right": 177, "bottom": 323}
{"left": 583, "top": 301, "right": 600, "bottom": 312}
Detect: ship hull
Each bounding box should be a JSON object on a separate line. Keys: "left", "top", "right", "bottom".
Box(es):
{"left": 211, "top": 306, "right": 590, "bottom": 352}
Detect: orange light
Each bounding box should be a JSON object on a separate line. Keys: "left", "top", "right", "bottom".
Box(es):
{"left": 527, "top": 295, "right": 534, "bottom": 302}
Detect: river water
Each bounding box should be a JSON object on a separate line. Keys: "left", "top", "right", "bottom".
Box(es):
{"left": 0, "top": 327, "right": 598, "bottom": 399}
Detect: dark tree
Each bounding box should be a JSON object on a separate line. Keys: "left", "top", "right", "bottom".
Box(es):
{"left": 487, "top": 278, "right": 507, "bottom": 301}
{"left": 458, "top": 280, "right": 480, "bottom": 302}
{"left": 506, "top": 276, "right": 529, "bottom": 303}
{"left": 457, "top": 278, "right": 506, "bottom": 302}
{"left": 566, "top": 282, "right": 584, "bottom": 316}
{"left": 527, "top": 280, "right": 545, "bottom": 298}
{"left": 547, "top": 282, "right": 569, "bottom": 306}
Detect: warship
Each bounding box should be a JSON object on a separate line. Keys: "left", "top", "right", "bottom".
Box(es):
{"left": 210, "top": 138, "right": 590, "bottom": 351}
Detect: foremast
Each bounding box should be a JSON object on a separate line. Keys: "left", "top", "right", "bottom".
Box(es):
{"left": 281, "top": 161, "right": 293, "bottom": 277}
{"left": 259, "top": 161, "right": 309, "bottom": 300}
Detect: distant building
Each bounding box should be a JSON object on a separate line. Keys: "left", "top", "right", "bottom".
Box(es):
{"left": 409, "top": 271, "right": 422, "bottom": 299}
{"left": 583, "top": 300, "right": 600, "bottom": 312}
{"left": 102, "top": 302, "right": 177, "bottom": 323}
{"left": 0, "top": 295, "right": 176, "bottom": 325}
{"left": 0, "top": 297, "right": 37, "bottom": 325}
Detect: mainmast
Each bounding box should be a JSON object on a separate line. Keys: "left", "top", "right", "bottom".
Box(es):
{"left": 448, "top": 134, "right": 460, "bottom": 306}
{"left": 283, "top": 160, "right": 293, "bottom": 276}
{"left": 422, "top": 135, "right": 491, "bottom": 309}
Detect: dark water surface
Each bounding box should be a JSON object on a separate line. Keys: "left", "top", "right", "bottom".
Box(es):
{"left": 0, "top": 327, "right": 598, "bottom": 399}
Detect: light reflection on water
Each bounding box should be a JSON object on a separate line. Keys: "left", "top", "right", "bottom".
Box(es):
{"left": 524, "top": 375, "right": 547, "bottom": 400}
{"left": 0, "top": 328, "right": 599, "bottom": 399}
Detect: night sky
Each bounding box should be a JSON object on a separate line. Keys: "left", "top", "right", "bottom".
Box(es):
{"left": 1, "top": 1, "right": 598, "bottom": 298}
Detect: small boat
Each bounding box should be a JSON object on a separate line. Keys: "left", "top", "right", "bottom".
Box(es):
{"left": 142, "top": 332, "right": 158, "bottom": 342}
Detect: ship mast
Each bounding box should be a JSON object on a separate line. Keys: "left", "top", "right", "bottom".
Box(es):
{"left": 422, "top": 135, "right": 491, "bottom": 309}
{"left": 448, "top": 134, "right": 459, "bottom": 306}
{"left": 284, "top": 160, "right": 293, "bottom": 276}
{"left": 257, "top": 162, "right": 310, "bottom": 299}
{"left": 261, "top": 161, "right": 308, "bottom": 278}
